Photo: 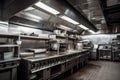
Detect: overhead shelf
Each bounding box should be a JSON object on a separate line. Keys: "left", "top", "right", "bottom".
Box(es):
{"left": 0, "top": 57, "right": 20, "bottom": 63}
{"left": 0, "top": 44, "right": 19, "bottom": 47}
{"left": 20, "top": 35, "right": 50, "bottom": 40}
{"left": 0, "top": 33, "right": 19, "bottom": 38}
{"left": 0, "top": 33, "right": 50, "bottom": 41}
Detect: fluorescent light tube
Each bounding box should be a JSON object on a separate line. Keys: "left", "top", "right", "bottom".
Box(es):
{"left": 89, "top": 30, "right": 95, "bottom": 34}
{"left": 59, "top": 25, "right": 73, "bottom": 31}
{"left": 78, "top": 24, "right": 88, "bottom": 30}
{"left": 35, "top": 2, "right": 60, "bottom": 15}
{"left": 60, "top": 15, "right": 79, "bottom": 25}
{"left": 21, "top": 12, "right": 42, "bottom": 20}
{"left": 24, "top": 7, "right": 34, "bottom": 11}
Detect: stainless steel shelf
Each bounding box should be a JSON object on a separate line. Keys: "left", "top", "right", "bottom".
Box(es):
{"left": 0, "top": 44, "right": 19, "bottom": 47}
{"left": 20, "top": 35, "right": 49, "bottom": 40}
{"left": 0, "top": 57, "right": 20, "bottom": 63}
{"left": 0, "top": 33, "right": 19, "bottom": 38}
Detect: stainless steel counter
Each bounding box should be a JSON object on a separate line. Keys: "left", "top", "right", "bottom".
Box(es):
{"left": 19, "top": 49, "right": 90, "bottom": 80}
{"left": 24, "top": 49, "right": 89, "bottom": 62}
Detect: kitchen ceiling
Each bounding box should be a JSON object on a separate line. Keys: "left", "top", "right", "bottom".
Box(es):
{"left": 66, "top": 0, "right": 108, "bottom": 33}
{"left": 9, "top": 0, "right": 98, "bottom": 34}
{"left": 3, "top": 0, "right": 116, "bottom": 33}
{"left": 14, "top": 7, "right": 82, "bottom": 33}
{"left": 100, "top": 0, "right": 120, "bottom": 33}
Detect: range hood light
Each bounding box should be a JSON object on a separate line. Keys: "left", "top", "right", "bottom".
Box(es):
{"left": 59, "top": 25, "right": 73, "bottom": 31}
{"left": 24, "top": 7, "right": 34, "bottom": 11}
{"left": 89, "top": 30, "right": 95, "bottom": 34}
{"left": 59, "top": 15, "right": 79, "bottom": 25}
{"left": 21, "top": 12, "right": 42, "bottom": 20}
{"left": 78, "top": 24, "right": 88, "bottom": 30}
{"left": 35, "top": 2, "right": 60, "bottom": 15}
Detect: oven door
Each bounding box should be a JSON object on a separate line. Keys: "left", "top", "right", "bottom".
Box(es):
{"left": 0, "top": 68, "right": 17, "bottom": 80}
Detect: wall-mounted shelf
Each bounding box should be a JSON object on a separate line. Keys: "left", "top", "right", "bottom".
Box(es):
{"left": 0, "top": 57, "right": 20, "bottom": 63}
{"left": 0, "top": 33, "right": 20, "bottom": 62}
{"left": 0, "top": 33, "right": 19, "bottom": 38}
{"left": 20, "top": 35, "right": 49, "bottom": 40}
{"left": 0, "top": 33, "right": 51, "bottom": 40}
{"left": 0, "top": 44, "right": 19, "bottom": 47}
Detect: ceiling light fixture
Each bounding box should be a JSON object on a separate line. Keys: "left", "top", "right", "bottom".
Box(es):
{"left": 89, "top": 30, "right": 95, "bottom": 34}
{"left": 24, "top": 7, "right": 34, "bottom": 11}
{"left": 78, "top": 24, "right": 88, "bottom": 30}
{"left": 22, "top": 12, "right": 42, "bottom": 20}
{"left": 60, "top": 15, "right": 79, "bottom": 25}
{"left": 59, "top": 25, "right": 73, "bottom": 31}
{"left": 35, "top": 2, "right": 60, "bottom": 15}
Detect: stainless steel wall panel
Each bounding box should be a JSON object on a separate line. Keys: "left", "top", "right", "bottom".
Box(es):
{"left": 81, "top": 34, "right": 116, "bottom": 44}
{"left": 20, "top": 40, "right": 47, "bottom": 50}
{"left": 0, "top": 21, "right": 8, "bottom": 33}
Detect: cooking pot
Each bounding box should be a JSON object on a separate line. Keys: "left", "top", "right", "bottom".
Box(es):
{"left": 53, "top": 30, "right": 61, "bottom": 34}
{"left": 51, "top": 43, "right": 60, "bottom": 50}
{"left": 75, "top": 42, "right": 83, "bottom": 50}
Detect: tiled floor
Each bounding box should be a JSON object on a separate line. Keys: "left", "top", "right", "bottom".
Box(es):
{"left": 64, "top": 61, "right": 120, "bottom": 80}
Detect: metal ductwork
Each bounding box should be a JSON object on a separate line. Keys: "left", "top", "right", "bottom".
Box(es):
{"left": 99, "top": 0, "right": 120, "bottom": 33}
{"left": 39, "top": 0, "right": 97, "bottom": 32}
{"left": 14, "top": 9, "right": 81, "bottom": 32}
{"left": 66, "top": 0, "right": 108, "bottom": 33}
{"left": 9, "top": 16, "right": 55, "bottom": 31}
{"left": 1, "top": 0, "right": 98, "bottom": 33}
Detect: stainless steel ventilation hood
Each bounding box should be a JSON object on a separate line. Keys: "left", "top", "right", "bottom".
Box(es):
{"left": 38, "top": 0, "right": 97, "bottom": 32}
{"left": 66, "top": 0, "right": 108, "bottom": 33}
{"left": 0, "top": 0, "right": 98, "bottom": 33}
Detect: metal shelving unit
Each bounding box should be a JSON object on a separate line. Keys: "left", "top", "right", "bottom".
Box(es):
{"left": 0, "top": 33, "right": 20, "bottom": 80}
{"left": 112, "top": 38, "right": 120, "bottom": 61}
{"left": 98, "top": 44, "right": 112, "bottom": 60}
{"left": 20, "top": 35, "right": 49, "bottom": 40}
